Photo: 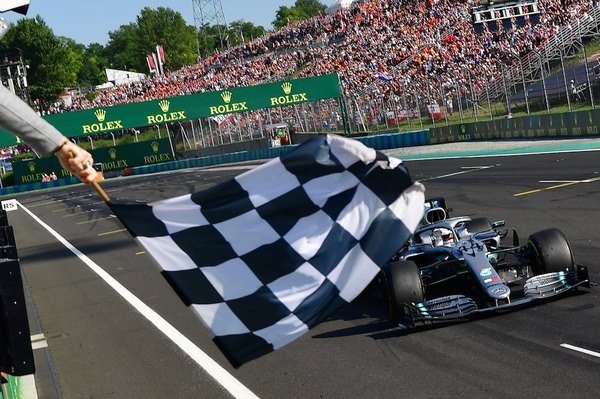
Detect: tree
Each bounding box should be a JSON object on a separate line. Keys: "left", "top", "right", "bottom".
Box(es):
{"left": 198, "top": 25, "right": 227, "bottom": 55}
{"left": 105, "top": 23, "right": 142, "bottom": 72}
{"left": 198, "top": 20, "right": 265, "bottom": 55}
{"left": 273, "top": 6, "right": 307, "bottom": 28}
{"left": 105, "top": 7, "right": 196, "bottom": 74}
{"left": 198, "top": 24, "right": 228, "bottom": 55}
{"left": 135, "top": 7, "right": 197, "bottom": 71}
{"left": 56, "top": 37, "right": 85, "bottom": 86}
{"left": 273, "top": 0, "right": 326, "bottom": 28}
{"left": 296, "top": 0, "right": 327, "bottom": 16}
{"left": 78, "top": 43, "right": 110, "bottom": 87}
{"left": 227, "top": 20, "right": 266, "bottom": 47}
{"left": 0, "top": 16, "right": 81, "bottom": 104}
{"left": 0, "top": 7, "right": 198, "bottom": 104}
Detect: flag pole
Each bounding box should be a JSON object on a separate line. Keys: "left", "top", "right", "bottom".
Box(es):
{"left": 92, "top": 180, "right": 110, "bottom": 203}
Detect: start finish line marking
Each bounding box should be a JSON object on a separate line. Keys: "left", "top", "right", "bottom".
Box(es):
{"left": 560, "top": 343, "right": 600, "bottom": 359}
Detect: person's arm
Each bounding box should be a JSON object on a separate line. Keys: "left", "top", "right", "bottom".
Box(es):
{"left": 0, "top": 85, "right": 97, "bottom": 183}
{"left": 0, "top": 84, "right": 63, "bottom": 154}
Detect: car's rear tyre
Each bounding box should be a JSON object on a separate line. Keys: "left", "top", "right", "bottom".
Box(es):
{"left": 528, "top": 228, "right": 575, "bottom": 274}
{"left": 383, "top": 260, "right": 424, "bottom": 326}
{"left": 466, "top": 217, "right": 493, "bottom": 234}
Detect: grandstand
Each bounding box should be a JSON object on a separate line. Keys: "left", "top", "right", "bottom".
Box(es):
{"left": 45, "top": 0, "right": 600, "bottom": 144}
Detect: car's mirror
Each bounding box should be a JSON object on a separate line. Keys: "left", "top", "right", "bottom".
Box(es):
{"left": 425, "top": 207, "right": 446, "bottom": 224}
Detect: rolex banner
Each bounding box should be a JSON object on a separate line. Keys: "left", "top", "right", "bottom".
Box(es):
{"left": 12, "top": 138, "right": 172, "bottom": 184}
{"left": 0, "top": 74, "right": 342, "bottom": 147}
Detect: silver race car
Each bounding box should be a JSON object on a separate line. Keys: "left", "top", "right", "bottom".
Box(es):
{"left": 381, "top": 197, "right": 590, "bottom": 328}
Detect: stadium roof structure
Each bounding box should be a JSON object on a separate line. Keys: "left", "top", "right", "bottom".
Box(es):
{"left": 326, "top": 0, "right": 355, "bottom": 15}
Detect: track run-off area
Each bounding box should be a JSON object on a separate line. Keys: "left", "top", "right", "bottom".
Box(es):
{"left": 6, "top": 137, "right": 600, "bottom": 398}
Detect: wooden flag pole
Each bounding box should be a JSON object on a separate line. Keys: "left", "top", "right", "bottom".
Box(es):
{"left": 92, "top": 180, "right": 110, "bottom": 203}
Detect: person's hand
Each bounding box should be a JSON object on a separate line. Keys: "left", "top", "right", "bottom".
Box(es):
{"left": 54, "top": 140, "right": 98, "bottom": 184}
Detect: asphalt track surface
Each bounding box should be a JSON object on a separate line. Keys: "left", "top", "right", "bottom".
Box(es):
{"left": 6, "top": 138, "right": 600, "bottom": 399}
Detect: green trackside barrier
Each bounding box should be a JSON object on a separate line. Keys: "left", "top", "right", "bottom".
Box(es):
{"left": 356, "top": 130, "right": 429, "bottom": 149}
{"left": 124, "top": 146, "right": 295, "bottom": 177}
{"left": 1, "top": 373, "right": 23, "bottom": 399}
{"left": 429, "top": 109, "right": 600, "bottom": 143}
{"left": 11, "top": 138, "right": 173, "bottom": 185}
{"left": 0, "top": 130, "right": 430, "bottom": 196}
{"left": 124, "top": 130, "right": 430, "bottom": 176}
{"left": 0, "top": 176, "right": 81, "bottom": 195}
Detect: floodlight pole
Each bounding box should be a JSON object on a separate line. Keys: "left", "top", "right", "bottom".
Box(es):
{"left": 193, "top": 0, "right": 228, "bottom": 57}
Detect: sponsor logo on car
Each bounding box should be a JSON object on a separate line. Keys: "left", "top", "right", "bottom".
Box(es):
{"left": 480, "top": 268, "right": 493, "bottom": 277}
{"left": 490, "top": 285, "right": 510, "bottom": 296}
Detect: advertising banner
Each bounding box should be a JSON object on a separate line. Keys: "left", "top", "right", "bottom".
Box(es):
{"left": 430, "top": 109, "right": 600, "bottom": 144}
{"left": 0, "top": 74, "right": 342, "bottom": 147}
{"left": 12, "top": 138, "right": 172, "bottom": 185}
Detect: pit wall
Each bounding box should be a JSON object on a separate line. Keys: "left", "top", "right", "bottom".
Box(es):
{"left": 2, "top": 107, "right": 600, "bottom": 196}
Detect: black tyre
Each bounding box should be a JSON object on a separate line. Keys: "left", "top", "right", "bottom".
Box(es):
{"left": 528, "top": 228, "right": 575, "bottom": 274}
{"left": 383, "top": 260, "right": 424, "bottom": 326}
{"left": 466, "top": 217, "right": 493, "bottom": 234}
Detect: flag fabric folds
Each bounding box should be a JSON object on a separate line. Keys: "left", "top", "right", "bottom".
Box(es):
{"left": 108, "top": 135, "right": 424, "bottom": 367}
{"left": 156, "top": 44, "right": 165, "bottom": 75}
{"left": 146, "top": 54, "right": 157, "bottom": 74}
{"left": 156, "top": 44, "right": 165, "bottom": 64}
{"left": 377, "top": 71, "right": 393, "bottom": 82}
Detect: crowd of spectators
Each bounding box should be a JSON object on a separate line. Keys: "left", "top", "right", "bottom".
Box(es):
{"left": 46, "top": 0, "right": 599, "bottom": 131}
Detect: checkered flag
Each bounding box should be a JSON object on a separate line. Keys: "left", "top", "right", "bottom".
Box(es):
{"left": 108, "top": 135, "right": 424, "bottom": 367}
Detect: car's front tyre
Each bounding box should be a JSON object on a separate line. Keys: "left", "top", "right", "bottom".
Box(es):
{"left": 383, "top": 260, "right": 424, "bottom": 326}
{"left": 528, "top": 228, "right": 575, "bottom": 274}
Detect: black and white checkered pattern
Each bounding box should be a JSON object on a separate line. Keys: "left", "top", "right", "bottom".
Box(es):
{"left": 109, "top": 134, "right": 424, "bottom": 367}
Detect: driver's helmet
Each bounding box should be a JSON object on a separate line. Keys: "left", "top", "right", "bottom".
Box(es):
{"left": 455, "top": 224, "right": 469, "bottom": 240}
{"left": 441, "top": 228, "right": 454, "bottom": 245}
{"left": 432, "top": 227, "right": 454, "bottom": 246}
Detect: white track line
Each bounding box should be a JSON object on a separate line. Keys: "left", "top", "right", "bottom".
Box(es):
{"left": 21, "top": 374, "right": 39, "bottom": 399}
{"left": 31, "top": 333, "right": 48, "bottom": 350}
{"left": 422, "top": 165, "right": 495, "bottom": 181}
{"left": 560, "top": 343, "right": 600, "bottom": 358}
{"left": 17, "top": 200, "right": 259, "bottom": 399}
{"left": 540, "top": 177, "right": 600, "bottom": 184}
{"left": 401, "top": 146, "right": 600, "bottom": 162}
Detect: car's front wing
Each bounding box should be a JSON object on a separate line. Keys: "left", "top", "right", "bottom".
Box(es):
{"left": 399, "top": 265, "right": 590, "bottom": 328}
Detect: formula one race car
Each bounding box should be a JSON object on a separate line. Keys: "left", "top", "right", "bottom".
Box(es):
{"left": 380, "top": 198, "right": 590, "bottom": 328}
